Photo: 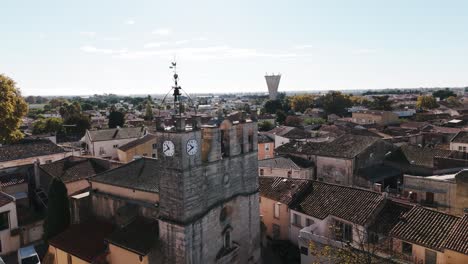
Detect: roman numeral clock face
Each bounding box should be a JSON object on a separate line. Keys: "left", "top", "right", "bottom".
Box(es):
{"left": 186, "top": 139, "right": 198, "bottom": 156}
{"left": 162, "top": 141, "right": 175, "bottom": 157}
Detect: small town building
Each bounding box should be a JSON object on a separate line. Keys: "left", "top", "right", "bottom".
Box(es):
{"left": 450, "top": 131, "right": 468, "bottom": 152}
{"left": 352, "top": 110, "right": 399, "bottom": 126}
{"left": 81, "top": 127, "right": 147, "bottom": 159}
{"left": 257, "top": 133, "right": 274, "bottom": 160}
{"left": 117, "top": 134, "right": 158, "bottom": 162}
{"left": 258, "top": 156, "right": 313, "bottom": 179}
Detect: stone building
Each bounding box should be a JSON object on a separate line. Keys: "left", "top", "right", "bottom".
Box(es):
{"left": 117, "top": 134, "right": 158, "bottom": 162}
{"left": 352, "top": 110, "right": 399, "bottom": 126}
{"left": 49, "top": 114, "right": 261, "bottom": 264}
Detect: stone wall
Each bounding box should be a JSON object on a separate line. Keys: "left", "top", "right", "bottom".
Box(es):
{"left": 158, "top": 194, "right": 261, "bottom": 264}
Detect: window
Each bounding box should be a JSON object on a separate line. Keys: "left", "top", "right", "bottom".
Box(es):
{"left": 265, "top": 143, "right": 270, "bottom": 151}
{"left": 272, "top": 224, "right": 280, "bottom": 239}
{"left": 300, "top": 246, "right": 308, "bottom": 255}
{"left": 287, "top": 171, "right": 292, "bottom": 178}
{"left": 292, "top": 213, "right": 301, "bottom": 227}
{"left": 152, "top": 143, "right": 158, "bottom": 149}
{"left": 459, "top": 146, "right": 467, "bottom": 152}
{"left": 334, "top": 220, "right": 352, "bottom": 242}
{"left": 274, "top": 203, "right": 280, "bottom": 219}
{"left": 260, "top": 169, "right": 264, "bottom": 176}
{"left": 425, "top": 249, "right": 437, "bottom": 264}
{"left": 224, "top": 230, "right": 231, "bottom": 249}
{"left": 99, "top": 147, "right": 106, "bottom": 155}
{"left": 0, "top": 212, "right": 9, "bottom": 231}
{"left": 402, "top": 241, "right": 412, "bottom": 255}
{"left": 367, "top": 231, "right": 379, "bottom": 244}
{"left": 152, "top": 153, "right": 157, "bottom": 158}
{"left": 113, "top": 144, "right": 119, "bottom": 148}
{"left": 306, "top": 218, "right": 314, "bottom": 227}
{"left": 426, "top": 192, "right": 434, "bottom": 204}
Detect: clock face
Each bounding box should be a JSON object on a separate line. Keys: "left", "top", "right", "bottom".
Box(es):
{"left": 186, "top": 139, "right": 198, "bottom": 156}
{"left": 162, "top": 141, "right": 175, "bottom": 156}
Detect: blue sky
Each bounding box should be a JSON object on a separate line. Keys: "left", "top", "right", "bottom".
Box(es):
{"left": 1, "top": 0, "right": 468, "bottom": 96}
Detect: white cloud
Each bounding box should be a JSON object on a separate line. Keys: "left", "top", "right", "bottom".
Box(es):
{"left": 80, "top": 31, "right": 97, "bottom": 37}
{"left": 80, "top": 45, "right": 127, "bottom": 55}
{"left": 175, "top": 40, "right": 189, "bottom": 45}
{"left": 152, "top": 28, "right": 171, "bottom": 35}
{"left": 144, "top": 41, "right": 169, "bottom": 48}
{"left": 114, "top": 45, "right": 297, "bottom": 60}
{"left": 353, "top": 48, "right": 378, "bottom": 54}
{"left": 293, "top": 44, "right": 314, "bottom": 49}
{"left": 125, "top": 19, "right": 135, "bottom": 25}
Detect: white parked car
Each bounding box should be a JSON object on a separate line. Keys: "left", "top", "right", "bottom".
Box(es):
{"left": 17, "top": 245, "right": 40, "bottom": 264}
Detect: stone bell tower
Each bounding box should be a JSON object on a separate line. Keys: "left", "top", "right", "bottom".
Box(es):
{"left": 152, "top": 63, "right": 261, "bottom": 264}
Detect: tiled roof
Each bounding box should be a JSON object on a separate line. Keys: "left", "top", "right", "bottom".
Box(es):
{"left": 40, "top": 156, "right": 108, "bottom": 183}
{"left": 0, "top": 139, "right": 65, "bottom": 162}
{"left": 267, "top": 126, "right": 294, "bottom": 137}
{"left": 281, "top": 128, "right": 312, "bottom": 139}
{"left": 258, "top": 157, "right": 301, "bottom": 170}
{"left": 390, "top": 206, "right": 459, "bottom": 251}
{"left": 259, "top": 177, "right": 311, "bottom": 206}
{"left": 276, "top": 134, "right": 381, "bottom": 159}
{"left": 49, "top": 221, "right": 114, "bottom": 262}
{"left": 118, "top": 134, "right": 156, "bottom": 152}
{"left": 87, "top": 127, "right": 146, "bottom": 142}
{"left": 0, "top": 173, "right": 26, "bottom": 187}
{"left": 91, "top": 158, "right": 160, "bottom": 193}
{"left": 388, "top": 145, "right": 453, "bottom": 168}
{"left": 0, "top": 192, "right": 14, "bottom": 207}
{"left": 106, "top": 217, "right": 158, "bottom": 255}
{"left": 443, "top": 214, "right": 468, "bottom": 254}
{"left": 293, "top": 181, "right": 384, "bottom": 226}
{"left": 451, "top": 131, "right": 468, "bottom": 143}
{"left": 258, "top": 133, "right": 274, "bottom": 143}
{"left": 368, "top": 200, "right": 412, "bottom": 235}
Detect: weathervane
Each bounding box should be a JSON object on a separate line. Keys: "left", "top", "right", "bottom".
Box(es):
{"left": 169, "top": 61, "right": 183, "bottom": 116}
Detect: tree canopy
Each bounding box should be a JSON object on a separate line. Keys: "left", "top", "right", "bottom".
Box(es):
{"left": 290, "top": 94, "right": 315, "bottom": 113}
{"left": 263, "top": 100, "right": 283, "bottom": 114}
{"left": 44, "top": 178, "right": 70, "bottom": 241}
{"left": 322, "top": 91, "right": 352, "bottom": 116}
{"left": 0, "top": 74, "right": 28, "bottom": 143}
{"left": 433, "top": 89, "right": 455, "bottom": 100}
{"left": 416, "top": 95, "right": 438, "bottom": 110}
{"left": 32, "top": 117, "right": 63, "bottom": 135}
{"left": 109, "top": 110, "right": 125, "bottom": 128}
{"left": 370, "top": 96, "right": 393, "bottom": 111}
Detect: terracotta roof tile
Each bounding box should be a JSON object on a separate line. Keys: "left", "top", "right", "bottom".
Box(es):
{"left": 443, "top": 214, "right": 468, "bottom": 254}
{"left": 118, "top": 134, "right": 157, "bottom": 152}
{"left": 40, "top": 156, "right": 108, "bottom": 183}
{"left": 49, "top": 221, "right": 114, "bottom": 262}
{"left": 294, "top": 182, "right": 384, "bottom": 226}
{"left": 0, "top": 139, "right": 65, "bottom": 162}
{"left": 390, "top": 206, "right": 459, "bottom": 251}
{"left": 259, "top": 177, "right": 311, "bottom": 206}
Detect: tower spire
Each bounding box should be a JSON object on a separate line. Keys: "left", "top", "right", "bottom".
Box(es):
{"left": 170, "top": 61, "right": 183, "bottom": 116}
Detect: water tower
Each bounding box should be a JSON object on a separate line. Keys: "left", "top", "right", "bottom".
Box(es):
{"left": 265, "top": 73, "right": 281, "bottom": 100}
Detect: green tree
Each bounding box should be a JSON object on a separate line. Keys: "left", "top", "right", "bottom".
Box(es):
{"left": 109, "top": 110, "right": 125, "bottom": 128}
{"left": 416, "top": 95, "right": 438, "bottom": 110}
{"left": 433, "top": 88, "right": 455, "bottom": 100}
{"left": 370, "top": 96, "right": 393, "bottom": 111}
{"left": 446, "top": 96, "right": 461, "bottom": 107}
{"left": 0, "top": 74, "right": 28, "bottom": 143}
{"left": 44, "top": 178, "right": 70, "bottom": 241}
{"left": 276, "top": 110, "right": 287, "bottom": 124}
{"left": 322, "top": 91, "right": 352, "bottom": 116}
{"left": 285, "top": 115, "right": 302, "bottom": 127}
{"left": 258, "top": 121, "right": 274, "bottom": 131}
{"left": 304, "top": 117, "right": 326, "bottom": 125}
{"left": 263, "top": 100, "right": 283, "bottom": 114}
{"left": 63, "top": 115, "right": 91, "bottom": 136}
{"left": 144, "top": 102, "right": 154, "bottom": 121}
{"left": 290, "top": 94, "right": 315, "bottom": 113}
{"left": 49, "top": 98, "right": 68, "bottom": 108}
{"left": 81, "top": 103, "right": 94, "bottom": 111}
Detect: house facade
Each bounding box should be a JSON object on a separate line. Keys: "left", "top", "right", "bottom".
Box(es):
{"left": 352, "top": 110, "right": 399, "bottom": 125}
{"left": 116, "top": 134, "right": 157, "bottom": 162}
{"left": 81, "top": 127, "right": 147, "bottom": 159}
{"left": 450, "top": 131, "right": 468, "bottom": 152}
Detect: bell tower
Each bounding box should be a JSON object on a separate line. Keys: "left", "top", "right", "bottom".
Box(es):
{"left": 153, "top": 63, "right": 261, "bottom": 264}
